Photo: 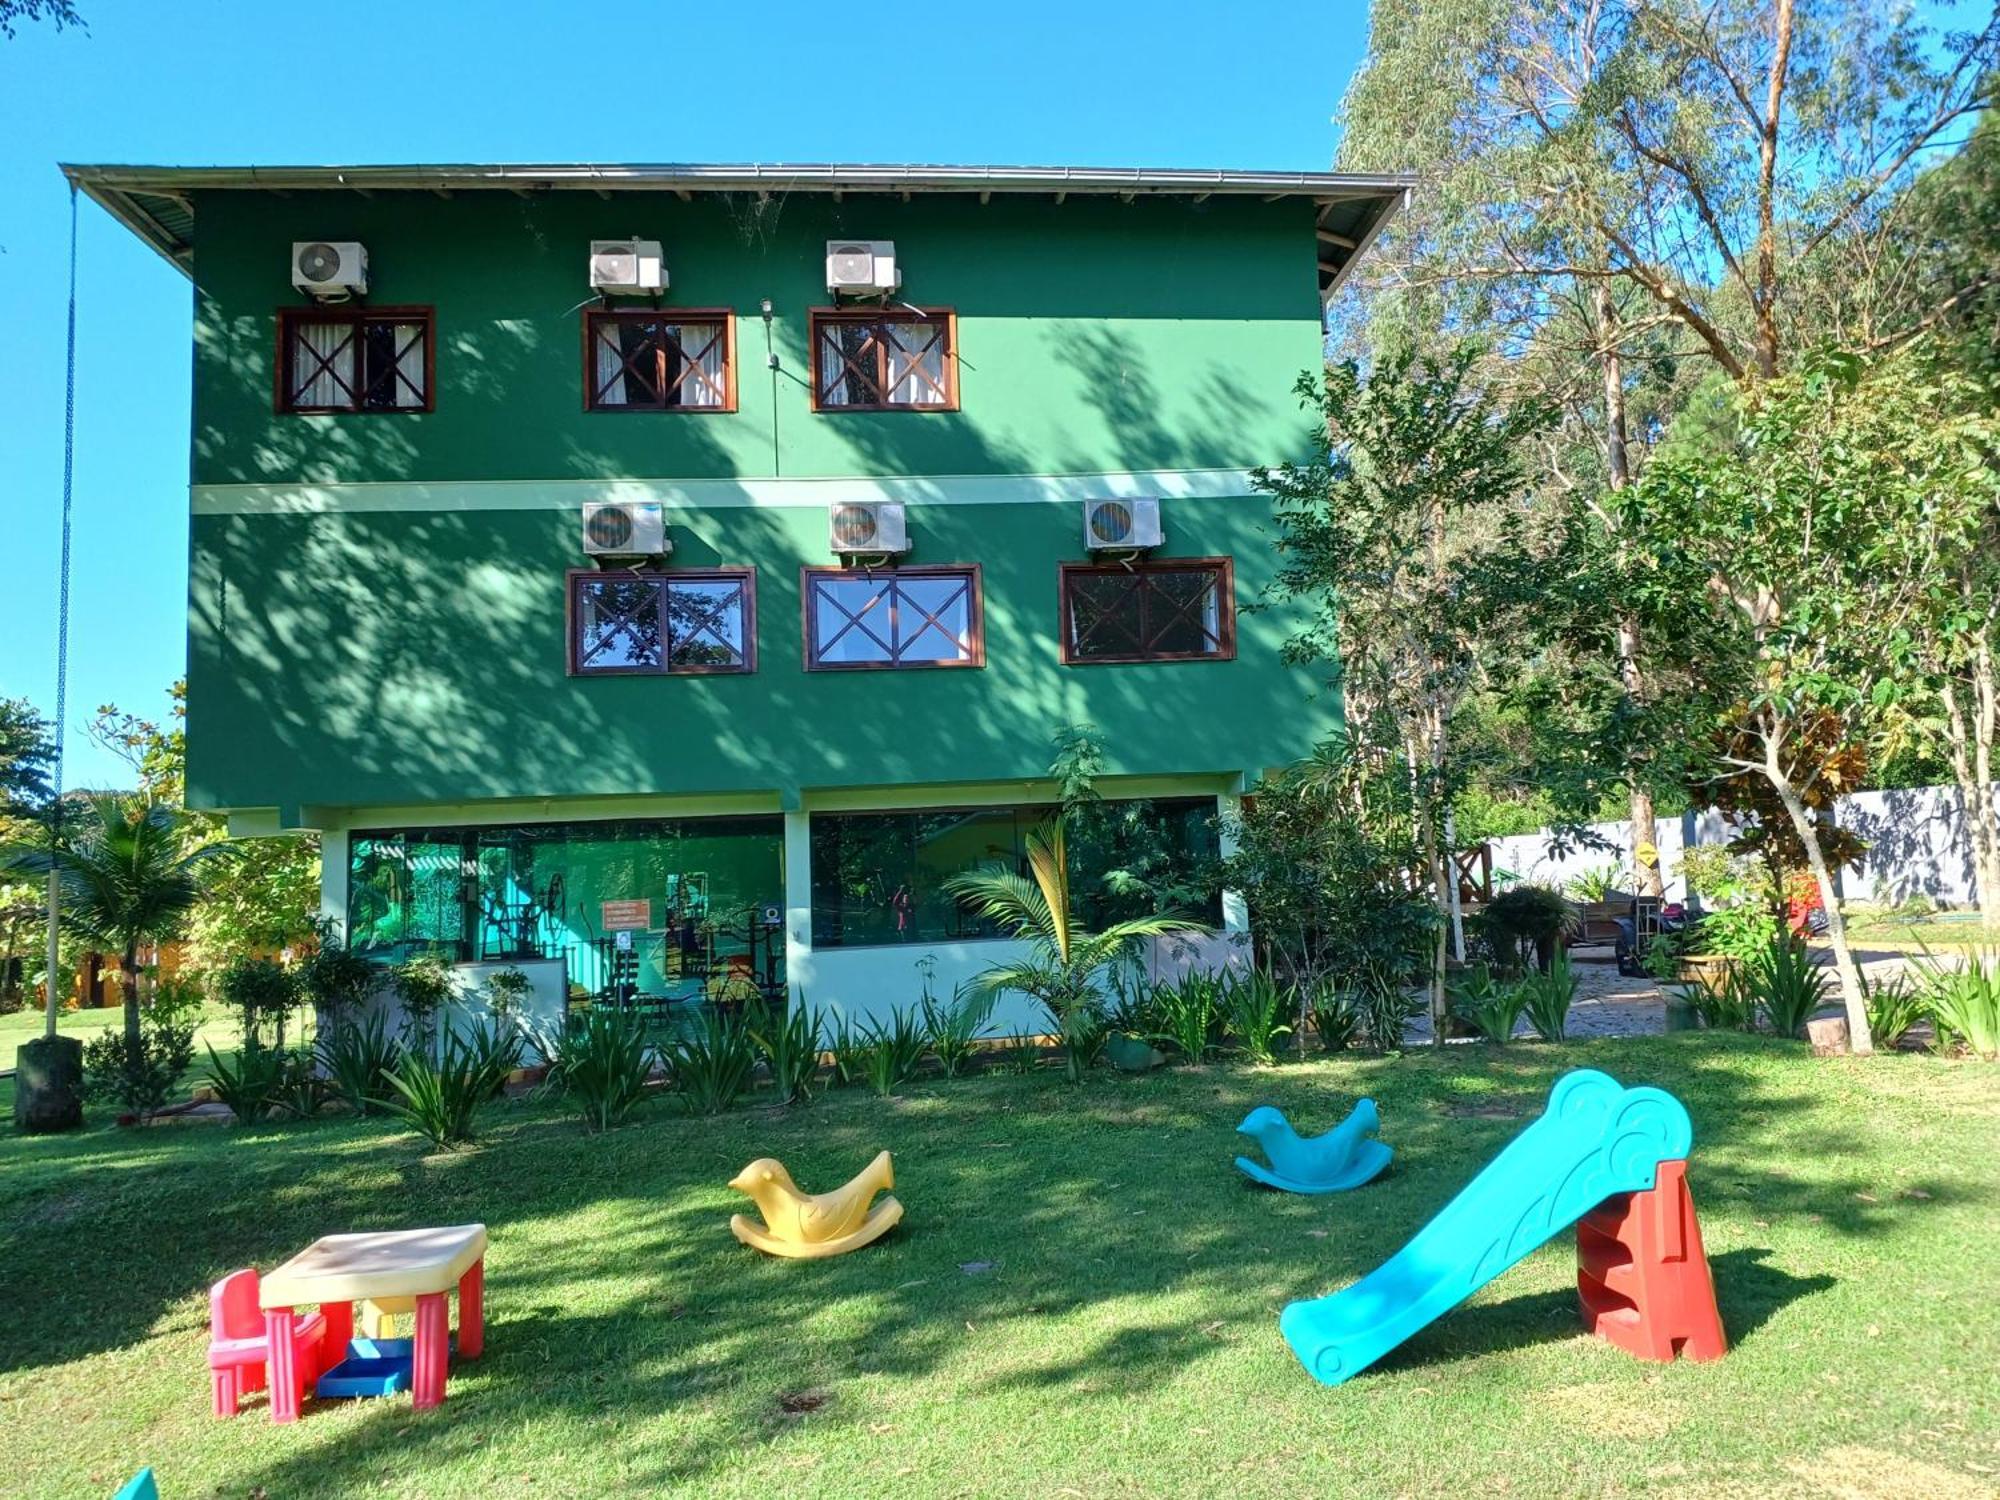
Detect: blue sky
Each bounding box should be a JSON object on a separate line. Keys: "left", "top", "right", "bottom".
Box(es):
{"left": 0, "top": 0, "right": 1373, "bottom": 792}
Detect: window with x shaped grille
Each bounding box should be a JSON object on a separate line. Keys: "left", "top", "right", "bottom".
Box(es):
{"left": 568, "top": 569, "right": 756, "bottom": 676}
{"left": 803, "top": 566, "right": 983, "bottom": 669}
{"left": 277, "top": 307, "right": 433, "bottom": 413}
{"left": 811, "top": 308, "right": 957, "bottom": 412}
{"left": 584, "top": 310, "right": 735, "bottom": 412}
{"left": 1058, "top": 559, "right": 1236, "bottom": 664}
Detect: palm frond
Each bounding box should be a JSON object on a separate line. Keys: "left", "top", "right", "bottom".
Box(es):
{"left": 942, "top": 867, "right": 1064, "bottom": 951}
{"left": 1022, "top": 820, "right": 1074, "bottom": 966}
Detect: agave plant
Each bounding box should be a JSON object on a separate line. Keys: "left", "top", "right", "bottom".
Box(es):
{"left": 945, "top": 819, "right": 1207, "bottom": 1082}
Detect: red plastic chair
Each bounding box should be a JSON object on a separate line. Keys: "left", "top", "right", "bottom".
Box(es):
{"left": 208, "top": 1268, "right": 327, "bottom": 1418}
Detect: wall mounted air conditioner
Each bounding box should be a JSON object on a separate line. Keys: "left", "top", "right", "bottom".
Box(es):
{"left": 291, "top": 241, "right": 368, "bottom": 298}
{"left": 828, "top": 501, "right": 909, "bottom": 556}
{"left": 582, "top": 501, "right": 670, "bottom": 557}
{"left": 1083, "top": 497, "right": 1163, "bottom": 551}
{"left": 825, "top": 240, "right": 900, "bottom": 296}
{"left": 589, "top": 239, "right": 666, "bottom": 296}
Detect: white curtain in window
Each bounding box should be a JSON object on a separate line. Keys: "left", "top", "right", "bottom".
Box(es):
{"left": 594, "top": 321, "right": 633, "bottom": 406}
{"left": 819, "top": 323, "right": 857, "bottom": 406}
{"left": 677, "top": 323, "right": 725, "bottom": 408}
{"left": 886, "top": 320, "right": 946, "bottom": 405}
{"left": 292, "top": 320, "right": 354, "bottom": 408}
{"left": 388, "top": 323, "right": 425, "bottom": 407}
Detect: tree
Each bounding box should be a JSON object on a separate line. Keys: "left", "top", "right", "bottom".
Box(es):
{"left": 0, "top": 1, "right": 84, "bottom": 39}
{"left": 1623, "top": 348, "right": 2000, "bottom": 1050}
{"left": 0, "top": 699, "right": 55, "bottom": 817}
{"left": 945, "top": 819, "right": 1204, "bottom": 1081}
{"left": 1, "top": 795, "right": 230, "bottom": 1054}
{"left": 1337, "top": 1, "right": 2000, "bottom": 888}
{"left": 1258, "top": 345, "right": 1570, "bottom": 1041}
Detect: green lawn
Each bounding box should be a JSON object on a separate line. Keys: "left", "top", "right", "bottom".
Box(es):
{"left": 3, "top": 1035, "right": 1996, "bottom": 1499}
{"left": 1839, "top": 906, "right": 2000, "bottom": 954}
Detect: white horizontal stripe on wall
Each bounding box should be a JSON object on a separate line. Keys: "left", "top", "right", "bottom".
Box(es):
{"left": 191, "top": 467, "right": 1263, "bottom": 516}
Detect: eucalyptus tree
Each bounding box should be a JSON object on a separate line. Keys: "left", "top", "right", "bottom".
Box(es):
{"left": 1336, "top": 0, "right": 1999, "bottom": 885}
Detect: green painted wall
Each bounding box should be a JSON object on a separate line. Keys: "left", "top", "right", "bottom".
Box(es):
{"left": 190, "top": 190, "right": 1326, "bottom": 484}
{"left": 186, "top": 496, "right": 1338, "bottom": 812}
{"left": 182, "top": 188, "right": 1340, "bottom": 815}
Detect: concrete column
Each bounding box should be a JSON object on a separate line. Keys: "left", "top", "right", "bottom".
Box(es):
{"left": 1217, "top": 792, "right": 1250, "bottom": 939}
{"left": 782, "top": 810, "right": 813, "bottom": 1005}
{"left": 319, "top": 828, "right": 350, "bottom": 940}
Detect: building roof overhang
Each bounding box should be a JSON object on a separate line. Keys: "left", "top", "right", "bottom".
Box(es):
{"left": 59, "top": 160, "right": 1411, "bottom": 301}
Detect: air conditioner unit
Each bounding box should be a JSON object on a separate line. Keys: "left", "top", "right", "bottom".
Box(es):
{"left": 589, "top": 239, "right": 666, "bottom": 296}
{"left": 1083, "top": 497, "right": 1163, "bottom": 551}
{"left": 828, "top": 501, "right": 909, "bottom": 556}
{"left": 825, "top": 240, "right": 900, "bottom": 296}
{"left": 582, "top": 501, "right": 670, "bottom": 557}
{"left": 291, "top": 241, "right": 367, "bottom": 298}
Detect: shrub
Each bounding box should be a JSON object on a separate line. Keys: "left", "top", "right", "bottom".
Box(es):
{"left": 317, "top": 1009, "right": 399, "bottom": 1115}
{"left": 664, "top": 1006, "right": 755, "bottom": 1113}
{"left": 391, "top": 951, "right": 454, "bottom": 1052}
{"left": 83, "top": 1018, "right": 198, "bottom": 1116}
{"left": 1103, "top": 966, "right": 1160, "bottom": 1038}
{"left": 295, "top": 923, "right": 378, "bottom": 1030}
{"left": 922, "top": 983, "right": 995, "bottom": 1078}
{"left": 1480, "top": 885, "right": 1576, "bottom": 974}
{"left": 1565, "top": 865, "right": 1627, "bottom": 902}
{"left": 273, "top": 1047, "right": 326, "bottom": 1119}
{"left": 1354, "top": 961, "right": 1421, "bottom": 1051}
{"left": 861, "top": 1007, "right": 929, "bottom": 1096}
{"left": 483, "top": 965, "right": 533, "bottom": 1023}
{"left": 203, "top": 1041, "right": 290, "bottom": 1124}
{"left": 1220, "top": 969, "right": 1292, "bottom": 1065}
{"left": 551, "top": 1008, "right": 654, "bottom": 1131}
{"left": 1058, "top": 1000, "right": 1110, "bottom": 1077}
{"left": 379, "top": 1026, "right": 504, "bottom": 1150}
{"left": 464, "top": 1018, "right": 525, "bottom": 1099}
{"left": 1303, "top": 980, "right": 1359, "bottom": 1052}
{"left": 1743, "top": 934, "right": 1828, "bottom": 1038}
{"left": 1915, "top": 949, "right": 2000, "bottom": 1060}
{"left": 218, "top": 955, "right": 299, "bottom": 1049}
{"left": 1519, "top": 950, "right": 1577, "bottom": 1042}
{"left": 1151, "top": 972, "right": 1223, "bottom": 1063}
{"left": 747, "top": 992, "right": 822, "bottom": 1104}
{"left": 1863, "top": 971, "right": 1927, "bottom": 1051}
{"left": 1693, "top": 965, "right": 1760, "bottom": 1031}
{"left": 1449, "top": 963, "right": 1527, "bottom": 1044}
{"left": 826, "top": 1012, "right": 873, "bottom": 1088}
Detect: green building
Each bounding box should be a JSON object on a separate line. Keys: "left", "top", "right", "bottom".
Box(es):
{"left": 68, "top": 161, "right": 1406, "bottom": 1035}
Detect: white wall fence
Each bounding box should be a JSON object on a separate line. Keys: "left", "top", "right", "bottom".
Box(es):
{"left": 1486, "top": 783, "right": 1997, "bottom": 909}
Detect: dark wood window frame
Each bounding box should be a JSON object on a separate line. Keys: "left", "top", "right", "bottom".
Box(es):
{"left": 802, "top": 564, "right": 985, "bottom": 671}
{"left": 1057, "top": 557, "right": 1237, "bottom": 665}
{"left": 582, "top": 308, "right": 738, "bottom": 413}
{"left": 566, "top": 567, "right": 758, "bottom": 677}
{"left": 275, "top": 305, "right": 436, "bottom": 414}
{"left": 809, "top": 307, "right": 959, "bottom": 413}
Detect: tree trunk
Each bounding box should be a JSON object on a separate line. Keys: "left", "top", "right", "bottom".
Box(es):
{"left": 1763, "top": 762, "right": 1874, "bottom": 1055}
{"left": 1941, "top": 676, "right": 2000, "bottom": 919}
{"left": 1423, "top": 804, "right": 1450, "bottom": 1048}
{"left": 1597, "top": 284, "right": 1664, "bottom": 899}
{"left": 122, "top": 940, "right": 143, "bottom": 1052}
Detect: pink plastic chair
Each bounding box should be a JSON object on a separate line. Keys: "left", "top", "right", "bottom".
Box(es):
{"left": 208, "top": 1268, "right": 327, "bottom": 1418}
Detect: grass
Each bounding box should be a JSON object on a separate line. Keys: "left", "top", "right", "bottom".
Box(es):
{"left": 1840, "top": 905, "right": 2000, "bottom": 952}
{"left": 3, "top": 1034, "right": 1997, "bottom": 1499}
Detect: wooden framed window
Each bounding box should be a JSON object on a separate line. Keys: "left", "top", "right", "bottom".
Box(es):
{"left": 567, "top": 568, "right": 756, "bottom": 676}
{"left": 1058, "top": 559, "right": 1236, "bottom": 664}
{"left": 584, "top": 310, "right": 736, "bottom": 412}
{"left": 810, "top": 308, "right": 957, "bottom": 412}
{"left": 803, "top": 565, "right": 983, "bottom": 670}
{"left": 277, "top": 306, "right": 434, "bottom": 413}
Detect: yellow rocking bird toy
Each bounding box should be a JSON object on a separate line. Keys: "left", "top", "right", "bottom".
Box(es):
{"left": 727, "top": 1151, "right": 903, "bottom": 1258}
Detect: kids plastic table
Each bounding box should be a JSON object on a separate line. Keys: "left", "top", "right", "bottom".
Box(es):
{"left": 258, "top": 1224, "right": 486, "bottom": 1422}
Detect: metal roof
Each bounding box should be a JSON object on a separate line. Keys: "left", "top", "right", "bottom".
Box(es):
{"left": 60, "top": 161, "right": 1411, "bottom": 298}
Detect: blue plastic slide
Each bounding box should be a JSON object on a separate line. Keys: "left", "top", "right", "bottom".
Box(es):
{"left": 1280, "top": 1069, "right": 1693, "bottom": 1386}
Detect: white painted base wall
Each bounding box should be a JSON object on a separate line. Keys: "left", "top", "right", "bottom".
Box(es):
{"left": 350, "top": 956, "right": 567, "bottom": 1061}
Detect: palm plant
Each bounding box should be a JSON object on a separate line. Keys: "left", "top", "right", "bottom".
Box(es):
{"left": 944, "top": 819, "right": 1206, "bottom": 1082}
{"left": 3, "top": 795, "right": 226, "bottom": 1053}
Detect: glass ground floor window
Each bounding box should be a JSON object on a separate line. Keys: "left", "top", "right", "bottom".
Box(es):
{"left": 808, "top": 797, "right": 1222, "bottom": 949}
{"left": 348, "top": 815, "right": 785, "bottom": 1000}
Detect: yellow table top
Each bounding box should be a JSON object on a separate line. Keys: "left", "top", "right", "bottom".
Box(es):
{"left": 260, "top": 1224, "right": 487, "bottom": 1309}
